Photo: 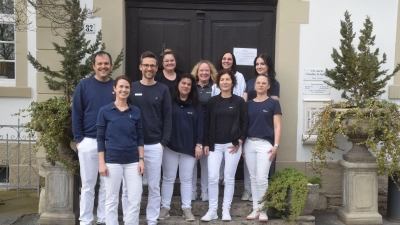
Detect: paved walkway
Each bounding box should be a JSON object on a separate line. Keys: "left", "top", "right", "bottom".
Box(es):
{"left": 1, "top": 190, "right": 399, "bottom": 225}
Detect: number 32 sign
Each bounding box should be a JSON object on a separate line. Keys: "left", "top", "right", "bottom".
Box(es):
{"left": 84, "top": 23, "right": 95, "bottom": 34}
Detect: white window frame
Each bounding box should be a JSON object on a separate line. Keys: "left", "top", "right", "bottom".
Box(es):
{"left": 0, "top": 6, "right": 16, "bottom": 86}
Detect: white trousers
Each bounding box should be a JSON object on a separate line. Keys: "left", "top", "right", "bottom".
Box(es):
{"left": 121, "top": 143, "right": 163, "bottom": 225}
{"left": 105, "top": 163, "right": 142, "bottom": 225}
{"left": 244, "top": 139, "right": 273, "bottom": 210}
{"left": 78, "top": 137, "right": 106, "bottom": 225}
{"left": 161, "top": 147, "right": 196, "bottom": 209}
{"left": 243, "top": 161, "right": 251, "bottom": 190}
{"left": 208, "top": 143, "right": 242, "bottom": 212}
{"left": 192, "top": 154, "right": 208, "bottom": 193}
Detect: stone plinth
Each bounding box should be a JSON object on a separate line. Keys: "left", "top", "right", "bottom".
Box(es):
{"left": 39, "top": 162, "right": 78, "bottom": 225}
{"left": 337, "top": 160, "right": 382, "bottom": 225}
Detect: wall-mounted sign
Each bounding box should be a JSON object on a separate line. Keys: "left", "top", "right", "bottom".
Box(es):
{"left": 233, "top": 48, "right": 257, "bottom": 66}
{"left": 304, "top": 68, "right": 329, "bottom": 81}
{"left": 84, "top": 23, "right": 95, "bottom": 34}
{"left": 303, "top": 82, "right": 330, "bottom": 95}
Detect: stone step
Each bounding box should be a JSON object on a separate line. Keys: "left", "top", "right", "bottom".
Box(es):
{"left": 142, "top": 179, "right": 247, "bottom": 198}
{"left": 135, "top": 215, "right": 315, "bottom": 225}
{"left": 139, "top": 196, "right": 253, "bottom": 217}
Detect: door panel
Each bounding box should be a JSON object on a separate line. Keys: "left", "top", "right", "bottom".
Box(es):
{"left": 204, "top": 11, "right": 275, "bottom": 80}
{"left": 126, "top": 8, "right": 198, "bottom": 80}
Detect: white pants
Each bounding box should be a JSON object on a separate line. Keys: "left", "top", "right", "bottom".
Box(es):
{"left": 208, "top": 143, "right": 242, "bottom": 212}
{"left": 78, "top": 137, "right": 106, "bottom": 225}
{"left": 244, "top": 139, "right": 273, "bottom": 210}
{"left": 121, "top": 143, "right": 163, "bottom": 225}
{"left": 192, "top": 154, "right": 208, "bottom": 193}
{"left": 105, "top": 163, "right": 142, "bottom": 225}
{"left": 243, "top": 161, "right": 251, "bottom": 190}
{"left": 161, "top": 147, "right": 196, "bottom": 209}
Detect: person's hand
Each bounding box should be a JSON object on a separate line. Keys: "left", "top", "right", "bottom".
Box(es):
{"left": 99, "top": 163, "right": 108, "bottom": 177}
{"left": 161, "top": 145, "right": 165, "bottom": 150}
{"left": 76, "top": 142, "right": 80, "bottom": 149}
{"left": 267, "top": 146, "right": 278, "bottom": 161}
{"left": 204, "top": 146, "right": 210, "bottom": 155}
{"left": 195, "top": 146, "right": 203, "bottom": 159}
{"left": 242, "top": 145, "right": 246, "bottom": 160}
{"left": 138, "top": 160, "right": 145, "bottom": 175}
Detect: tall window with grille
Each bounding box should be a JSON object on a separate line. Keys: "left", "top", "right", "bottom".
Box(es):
{"left": 0, "top": 0, "right": 15, "bottom": 80}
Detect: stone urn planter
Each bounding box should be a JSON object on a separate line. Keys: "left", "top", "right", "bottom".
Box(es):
{"left": 300, "top": 184, "right": 320, "bottom": 215}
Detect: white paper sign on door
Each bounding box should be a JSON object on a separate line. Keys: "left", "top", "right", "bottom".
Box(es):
{"left": 233, "top": 48, "right": 257, "bottom": 66}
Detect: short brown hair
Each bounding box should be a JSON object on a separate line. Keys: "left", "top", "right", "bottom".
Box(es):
{"left": 216, "top": 68, "right": 237, "bottom": 89}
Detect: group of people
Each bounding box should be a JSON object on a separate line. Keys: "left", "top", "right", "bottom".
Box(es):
{"left": 72, "top": 49, "right": 282, "bottom": 225}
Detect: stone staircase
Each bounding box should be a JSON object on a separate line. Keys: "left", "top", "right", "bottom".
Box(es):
{"left": 134, "top": 179, "right": 316, "bottom": 225}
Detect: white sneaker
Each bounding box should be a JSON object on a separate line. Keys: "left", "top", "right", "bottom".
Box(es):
{"left": 246, "top": 210, "right": 259, "bottom": 220}
{"left": 259, "top": 211, "right": 268, "bottom": 222}
{"left": 201, "top": 210, "right": 218, "bottom": 221}
{"left": 157, "top": 207, "right": 170, "bottom": 220}
{"left": 201, "top": 191, "right": 209, "bottom": 201}
{"left": 222, "top": 211, "right": 231, "bottom": 221}
{"left": 191, "top": 190, "right": 198, "bottom": 201}
{"left": 241, "top": 189, "right": 252, "bottom": 201}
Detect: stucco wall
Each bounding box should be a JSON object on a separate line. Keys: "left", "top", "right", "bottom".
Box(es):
{"left": 297, "top": 0, "right": 400, "bottom": 162}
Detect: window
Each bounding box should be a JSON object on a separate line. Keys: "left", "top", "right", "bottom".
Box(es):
{"left": 0, "top": 0, "right": 15, "bottom": 80}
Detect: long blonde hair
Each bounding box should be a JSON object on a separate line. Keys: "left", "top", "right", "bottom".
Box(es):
{"left": 191, "top": 60, "right": 217, "bottom": 83}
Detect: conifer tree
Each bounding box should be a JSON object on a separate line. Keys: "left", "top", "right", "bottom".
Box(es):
{"left": 27, "top": 0, "right": 123, "bottom": 102}
{"left": 324, "top": 11, "right": 400, "bottom": 107}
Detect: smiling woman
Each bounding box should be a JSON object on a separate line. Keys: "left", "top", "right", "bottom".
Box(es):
{"left": 155, "top": 49, "right": 181, "bottom": 93}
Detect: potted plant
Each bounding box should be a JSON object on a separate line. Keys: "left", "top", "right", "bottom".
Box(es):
{"left": 15, "top": 0, "right": 123, "bottom": 174}
{"left": 304, "top": 11, "right": 400, "bottom": 178}
{"left": 259, "top": 168, "right": 321, "bottom": 222}
{"left": 304, "top": 11, "right": 400, "bottom": 224}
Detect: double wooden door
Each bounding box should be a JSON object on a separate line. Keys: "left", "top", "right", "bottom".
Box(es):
{"left": 126, "top": 2, "right": 276, "bottom": 81}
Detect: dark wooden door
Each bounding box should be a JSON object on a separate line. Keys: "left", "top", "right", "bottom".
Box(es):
{"left": 126, "top": 8, "right": 199, "bottom": 81}
{"left": 204, "top": 10, "right": 275, "bottom": 80}
{"left": 126, "top": 2, "right": 276, "bottom": 82}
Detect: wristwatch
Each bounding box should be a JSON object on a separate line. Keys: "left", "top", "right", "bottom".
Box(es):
{"left": 196, "top": 144, "right": 203, "bottom": 149}
{"left": 274, "top": 144, "right": 279, "bottom": 148}
{"left": 139, "top": 157, "right": 145, "bottom": 161}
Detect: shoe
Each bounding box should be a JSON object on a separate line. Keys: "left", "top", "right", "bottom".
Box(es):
{"left": 222, "top": 211, "right": 231, "bottom": 221}
{"left": 191, "top": 190, "right": 198, "bottom": 201}
{"left": 182, "top": 208, "right": 195, "bottom": 222}
{"left": 241, "top": 189, "right": 252, "bottom": 201}
{"left": 249, "top": 193, "right": 253, "bottom": 202}
{"left": 259, "top": 211, "right": 268, "bottom": 222}
{"left": 142, "top": 173, "right": 148, "bottom": 186}
{"left": 201, "top": 210, "right": 218, "bottom": 221}
{"left": 96, "top": 222, "right": 106, "bottom": 225}
{"left": 157, "top": 207, "right": 170, "bottom": 220}
{"left": 246, "top": 210, "right": 259, "bottom": 220}
{"left": 201, "top": 191, "right": 209, "bottom": 201}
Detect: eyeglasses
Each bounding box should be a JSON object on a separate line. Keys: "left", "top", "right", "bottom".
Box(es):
{"left": 255, "top": 62, "right": 266, "bottom": 66}
{"left": 141, "top": 64, "right": 157, "bottom": 68}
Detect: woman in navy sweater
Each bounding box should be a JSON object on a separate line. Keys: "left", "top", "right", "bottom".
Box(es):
{"left": 158, "top": 73, "right": 204, "bottom": 222}
{"left": 97, "top": 76, "right": 145, "bottom": 225}
{"left": 201, "top": 69, "right": 248, "bottom": 222}
{"left": 244, "top": 74, "right": 281, "bottom": 222}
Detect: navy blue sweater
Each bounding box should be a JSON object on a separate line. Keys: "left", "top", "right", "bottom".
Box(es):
{"left": 167, "top": 98, "right": 204, "bottom": 157}
{"left": 72, "top": 77, "right": 114, "bottom": 143}
{"left": 129, "top": 81, "right": 172, "bottom": 146}
{"left": 96, "top": 103, "right": 144, "bottom": 164}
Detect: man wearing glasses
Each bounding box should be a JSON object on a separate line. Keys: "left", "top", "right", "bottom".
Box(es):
{"left": 128, "top": 51, "right": 172, "bottom": 225}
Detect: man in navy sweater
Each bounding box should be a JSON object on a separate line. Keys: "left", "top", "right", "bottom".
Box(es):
{"left": 128, "top": 51, "right": 172, "bottom": 225}
{"left": 72, "top": 51, "right": 114, "bottom": 225}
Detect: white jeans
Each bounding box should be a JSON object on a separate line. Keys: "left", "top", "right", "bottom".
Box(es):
{"left": 78, "top": 137, "right": 106, "bottom": 225}
{"left": 208, "top": 143, "right": 242, "bottom": 212}
{"left": 244, "top": 139, "right": 273, "bottom": 210}
{"left": 121, "top": 143, "right": 162, "bottom": 224}
{"left": 243, "top": 161, "right": 251, "bottom": 190}
{"left": 161, "top": 147, "right": 196, "bottom": 209}
{"left": 105, "top": 163, "right": 142, "bottom": 225}
{"left": 192, "top": 154, "right": 208, "bottom": 193}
